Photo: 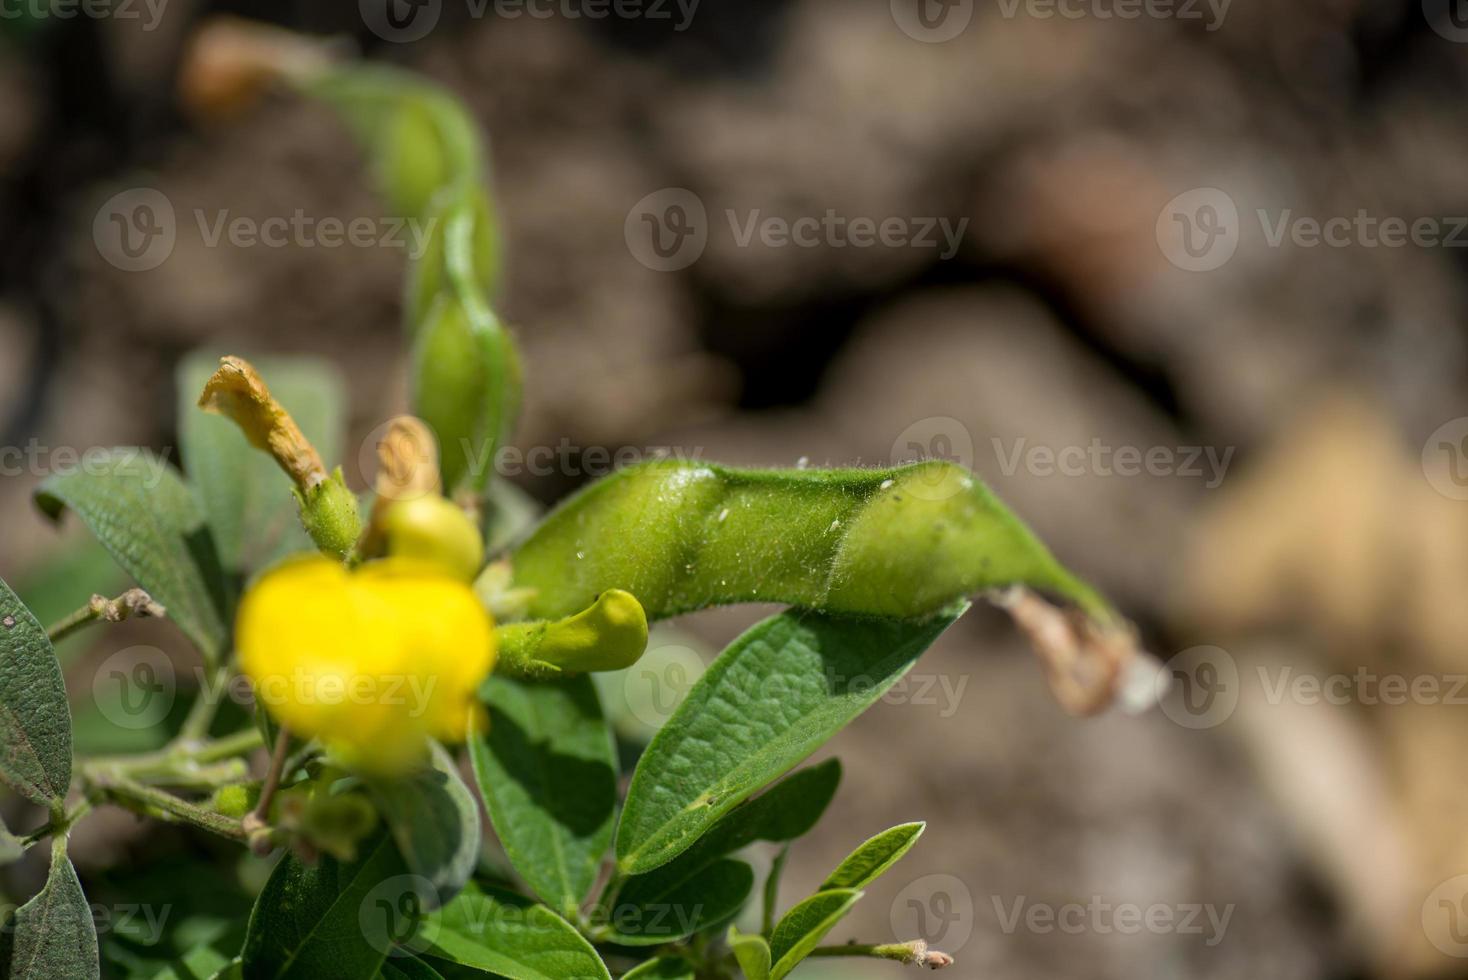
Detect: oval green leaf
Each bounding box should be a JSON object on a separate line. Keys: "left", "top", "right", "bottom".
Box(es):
{"left": 367, "top": 741, "right": 482, "bottom": 909}
{"left": 424, "top": 886, "right": 610, "bottom": 980}
{"left": 600, "top": 858, "right": 753, "bottom": 947}
{"left": 0, "top": 840, "right": 100, "bottom": 979}
{"left": 0, "top": 579, "right": 72, "bottom": 806}
{"left": 469, "top": 675, "right": 617, "bottom": 916}
{"left": 768, "top": 889, "right": 863, "bottom": 980}
{"left": 622, "top": 957, "right": 696, "bottom": 980}
{"left": 820, "top": 822, "right": 925, "bottom": 891}
{"left": 35, "top": 448, "right": 228, "bottom": 664}
{"left": 727, "top": 927, "right": 771, "bottom": 980}
{"left": 616, "top": 606, "right": 963, "bottom": 875}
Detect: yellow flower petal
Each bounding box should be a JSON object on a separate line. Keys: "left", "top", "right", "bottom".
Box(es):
{"left": 237, "top": 555, "right": 496, "bottom": 774}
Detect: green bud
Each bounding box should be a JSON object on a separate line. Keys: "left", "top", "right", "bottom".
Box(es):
{"left": 294, "top": 467, "right": 362, "bottom": 560}
{"left": 382, "top": 494, "right": 485, "bottom": 580}
{"left": 210, "top": 784, "right": 256, "bottom": 818}
{"left": 496, "top": 589, "right": 648, "bottom": 677}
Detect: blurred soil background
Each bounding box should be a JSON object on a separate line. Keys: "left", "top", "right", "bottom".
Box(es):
{"left": 3, "top": 1, "right": 1468, "bottom": 977}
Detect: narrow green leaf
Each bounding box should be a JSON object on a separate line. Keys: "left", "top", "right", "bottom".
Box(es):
{"left": 820, "top": 822, "right": 925, "bottom": 891}
{"left": 424, "top": 886, "right": 610, "bottom": 980}
{"left": 367, "top": 742, "right": 482, "bottom": 908}
{"left": 511, "top": 460, "right": 1113, "bottom": 623}
{"left": 622, "top": 957, "right": 695, "bottom": 980}
{"left": 150, "top": 943, "right": 233, "bottom": 980}
{"left": 0, "top": 840, "right": 100, "bottom": 979}
{"left": 177, "top": 352, "right": 346, "bottom": 574}
{"left": 34, "top": 449, "right": 228, "bottom": 664}
{"left": 768, "top": 890, "right": 863, "bottom": 980}
{"left": 616, "top": 607, "right": 963, "bottom": 875}
{"left": 600, "top": 858, "right": 753, "bottom": 947}
{"left": 241, "top": 832, "right": 407, "bottom": 979}
{"left": 605, "top": 762, "right": 838, "bottom": 942}
{"left": 0, "top": 577, "right": 72, "bottom": 805}
{"left": 469, "top": 675, "right": 617, "bottom": 916}
{"left": 727, "top": 927, "right": 771, "bottom": 980}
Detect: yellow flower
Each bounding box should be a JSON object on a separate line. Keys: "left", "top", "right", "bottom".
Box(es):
{"left": 237, "top": 556, "right": 495, "bottom": 773}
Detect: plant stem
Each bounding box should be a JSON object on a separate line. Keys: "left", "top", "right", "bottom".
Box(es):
{"left": 89, "top": 772, "right": 245, "bottom": 842}
{"left": 46, "top": 589, "right": 166, "bottom": 643}
{"left": 243, "top": 727, "right": 291, "bottom": 851}
{"left": 81, "top": 726, "right": 264, "bottom": 776}
{"left": 809, "top": 940, "right": 953, "bottom": 969}
{"left": 178, "top": 664, "right": 234, "bottom": 744}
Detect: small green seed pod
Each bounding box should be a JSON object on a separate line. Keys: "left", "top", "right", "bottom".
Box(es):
{"left": 495, "top": 589, "right": 649, "bottom": 677}
{"left": 293, "top": 468, "right": 363, "bottom": 562}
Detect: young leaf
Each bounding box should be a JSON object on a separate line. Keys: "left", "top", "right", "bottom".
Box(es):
{"left": 622, "top": 957, "right": 696, "bottom": 979}
{"left": 0, "top": 578, "right": 72, "bottom": 806}
{"left": 178, "top": 353, "right": 346, "bottom": 573}
{"left": 469, "top": 675, "right": 617, "bottom": 916}
{"left": 367, "top": 741, "right": 482, "bottom": 908}
{"left": 35, "top": 449, "right": 228, "bottom": 664}
{"left": 0, "top": 840, "right": 100, "bottom": 979}
{"left": 727, "top": 927, "right": 771, "bottom": 980}
{"left": 240, "top": 832, "right": 407, "bottom": 979}
{"left": 599, "top": 858, "right": 753, "bottom": 947}
{"left": 604, "top": 762, "right": 839, "bottom": 943}
{"left": 768, "top": 890, "right": 863, "bottom": 980}
{"left": 150, "top": 943, "right": 233, "bottom": 980}
{"left": 616, "top": 606, "right": 964, "bottom": 875}
{"left": 424, "top": 885, "right": 611, "bottom": 980}
{"left": 511, "top": 460, "right": 1113, "bottom": 623}
{"left": 820, "top": 822, "right": 925, "bottom": 891}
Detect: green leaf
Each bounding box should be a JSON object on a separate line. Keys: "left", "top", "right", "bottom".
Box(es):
{"left": 0, "top": 578, "right": 72, "bottom": 805}
{"left": 768, "top": 890, "right": 863, "bottom": 980}
{"left": 367, "top": 742, "right": 482, "bottom": 908}
{"left": 600, "top": 858, "right": 753, "bottom": 947}
{"left": 0, "top": 819, "right": 24, "bottom": 866}
{"left": 622, "top": 957, "right": 696, "bottom": 980}
{"left": 469, "top": 675, "right": 617, "bottom": 916}
{"left": 177, "top": 352, "right": 346, "bottom": 574}
{"left": 727, "top": 927, "right": 771, "bottom": 980}
{"left": 616, "top": 607, "right": 963, "bottom": 875}
{"left": 0, "top": 840, "right": 100, "bottom": 979}
{"left": 511, "top": 460, "right": 1113, "bottom": 623}
{"left": 34, "top": 448, "right": 228, "bottom": 664}
{"left": 240, "top": 832, "right": 408, "bottom": 979}
{"left": 605, "top": 763, "right": 839, "bottom": 943}
{"left": 424, "top": 885, "right": 611, "bottom": 980}
{"left": 820, "top": 822, "right": 925, "bottom": 891}
{"left": 380, "top": 955, "right": 447, "bottom": 979}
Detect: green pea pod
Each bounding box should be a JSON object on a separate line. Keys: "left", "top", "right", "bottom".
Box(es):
{"left": 495, "top": 589, "right": 649, "bottom": 678}
{"left": 305, "top": 67, "right": 483, "bottom": 220}
{"left": 407, "top": 184, "right": 501, "bottom": 333}
{"left": 510, "top": 460, "right": 1114, "bottom": 623}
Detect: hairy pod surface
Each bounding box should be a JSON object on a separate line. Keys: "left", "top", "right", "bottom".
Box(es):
{"left": 511, "top": 460, "right": 1111, "bottom": 623}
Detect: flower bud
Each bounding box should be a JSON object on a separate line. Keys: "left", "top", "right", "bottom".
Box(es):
{"left": 496, "top": 589, "right": 648, "bottom": 677}
{"left": 294, "top": 468, "right": 362, "bottom": 561}
{"left": 381, "top": 494, "right": 484, "bottom": 581}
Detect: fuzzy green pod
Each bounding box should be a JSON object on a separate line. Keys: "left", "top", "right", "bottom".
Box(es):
{"left": 294, "top": 468, "right": 362, "bottom": 561}
{"left": 495, "top": 589, "right": 649, "bottom": 677}
{"left": 510, "top": 460, "right": 1113, "bottom": 623}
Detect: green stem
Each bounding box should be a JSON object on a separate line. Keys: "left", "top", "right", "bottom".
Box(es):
{"left": 46, "top": 589, "right": 166, "bottom": 644}
{"left": 89, "top": 773, "right": 245, "bottom": 842}
{"left": 242, "top": 727, "right": 291, "bottom": 851}
{"left": 81, "top": 726, "right": 264, "bottom": 776}
{"left": 20, "top": 800, "right": 93, "bottom": 846}
{"left": 808, "top": 940, "right": 952, "bottom": 969}
{"left": 178, "top": 664, "right": 234, "bottom": 744}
